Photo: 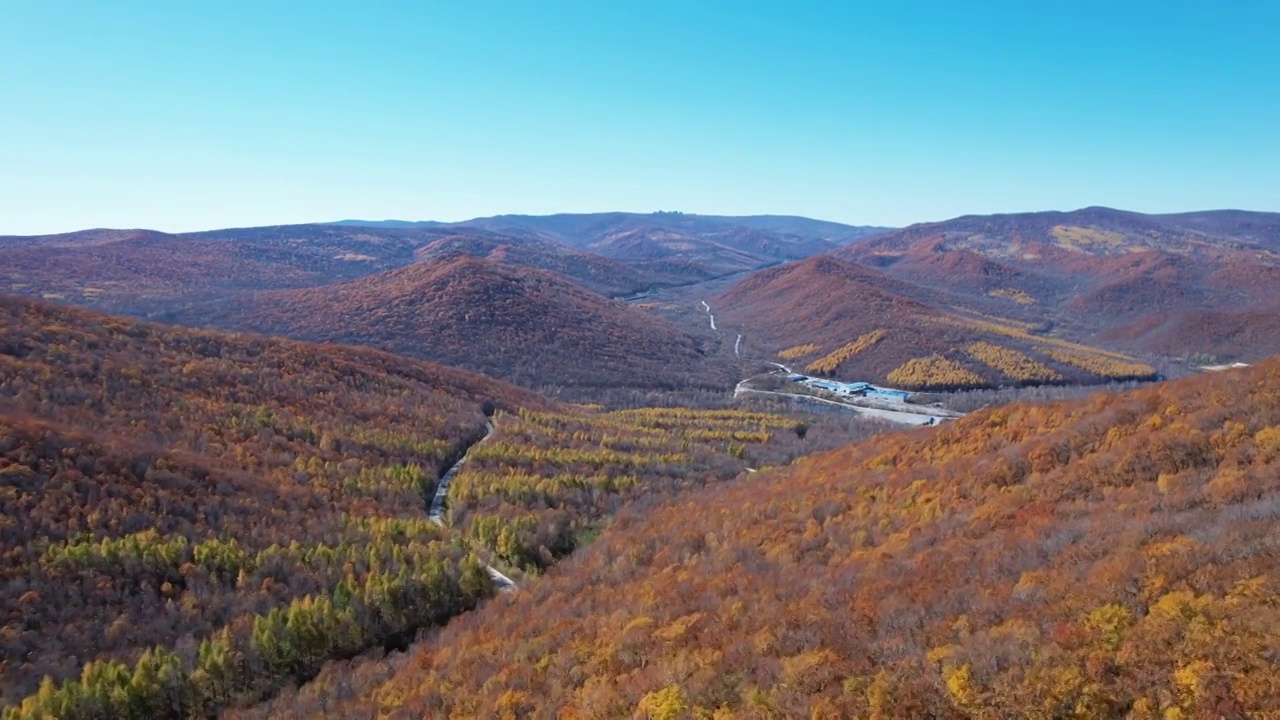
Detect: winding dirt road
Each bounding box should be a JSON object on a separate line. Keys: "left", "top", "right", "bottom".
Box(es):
{"left": 427, "top": 421, "right": 517, "bottom": 591}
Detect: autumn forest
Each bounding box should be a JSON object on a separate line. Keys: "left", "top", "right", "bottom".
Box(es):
{"left": 2, "top": 206, "right": 1280, "bottom": 718}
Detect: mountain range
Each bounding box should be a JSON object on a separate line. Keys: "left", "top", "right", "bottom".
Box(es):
{"left": 3, "top": 205, "right": 1280, "bottom": 718}
{"left": 4, "top": 207, "right": 1279, "bottom": 394}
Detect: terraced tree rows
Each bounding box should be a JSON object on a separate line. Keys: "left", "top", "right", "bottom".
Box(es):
{"left": 963, "top": 341, "right": 1063, "bottom": 384}
{"left": 805, "top": 330, "right": 887, "bottom": 376}
{"left": 0, "top": 295, "right": 548, "bottom": 717}
{"left": 887, "top": 354, "right": 988, "bottom": 390}
{"left": 441, "top": 407, "right": 819, "bottom": 572}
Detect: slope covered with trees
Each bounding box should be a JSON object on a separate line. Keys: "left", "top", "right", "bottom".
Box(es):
{"left": 0, "top": 294, "right": 549, "bottom": 716}
{"left": 186, "top": 255, "right": 731, "bottom": 392}
{"left": 713, "top": 256, "right": 1154, "bottom": 390}
{"left": 0, "top": 226, "right": 433, "bottom": 318}
{"left": 837, "top": 207, "right": 1280, "bottom": 365}
{"left": 443, "top": 406, "right": 835, "bottom": 574}
{"left": 411, "top": 232, "right": 658, "bottom": 298}
{"left": 338, "top": 358, "right": 1280, "bottom": 718}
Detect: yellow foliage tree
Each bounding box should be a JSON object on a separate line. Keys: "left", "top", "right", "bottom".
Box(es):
{"left": 635, "top": 684, "right": 688, "bottom": 720}
{"left": 778, "top": 343, "right": 821, "bottom": 360}
{"left": 805, "top": 330, "right": 886, "bottom": 375}
{"left": 887, "top": 354, "right": 987, "bottom": 390}
{"left": 1044, "top": 348, "right": 1156, "bottom": 380}
{"left": 963, "top": 342, "right": 1061, "bottom": 383}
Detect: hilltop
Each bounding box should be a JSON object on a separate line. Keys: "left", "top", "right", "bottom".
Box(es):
{"left": 291, "top": 355, "right": 1280, "bottom": 718}
{"left": 835, "top": 207, "right": 1280, "bottom": 363}
{"left": 712, "top": 255, "right": 1156, "bottom": 390}
{"left": 0, "top": 293, "right": 548, "bottom": 711}
{"left": 177, "top": 255, "right": 728, "bottom": 392}
{"left": 0, "top": 213, "right": 879, "bottom": 329}
{"left": 336, "top": 211, "right": 887, "bottom": 247}
{"left": 0, "top": 224, "right": 432, "bottom": 316}
{"left": 411, "top": 233, "right": 654, "bottom": 297}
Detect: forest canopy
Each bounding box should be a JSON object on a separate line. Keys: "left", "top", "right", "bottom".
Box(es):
{"left": 343, "top": 358, "right": 1280, "bottom": 718}
{"left": 0, "top": 294, "right": 546, "bottom": 715}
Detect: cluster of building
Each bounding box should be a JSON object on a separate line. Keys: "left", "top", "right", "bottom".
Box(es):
{"left": 788, "top": 374, "right": 911, "bottom": 402}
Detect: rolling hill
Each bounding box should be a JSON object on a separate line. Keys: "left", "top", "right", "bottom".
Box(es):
{"left": 0, "top": 214, "right": 875, "bottom": 327}
{"left": 0, "top": 225, "right": 433, "bottom": 317}
{"left": 0, "top": 293, "right": 549, "bottom": 712}
{"left": 712, "top": 256, "right": 1156, "bottom": 390}
{"left": 177, "top": 255, "right": 727, "bottom": 391}
{"left": 835, "top": 208, "right": 1280, "bottom": 363}
{"left": 341, "top": 212, "right": 888, "bottom": 280}
{"left": 280, "top": 355, "right": 1280, "bottom": 719}
{"left": 458, "top": 212, "right": 865, "bottom": 278}
{"left": 411, "top": 232, "right": 655, "bottom": 298}
{"left": 1101, "top": 309, "right": 1280, "bottom": 361}
{"left": 350, "top": 211, "right": 888, "bottom": 247}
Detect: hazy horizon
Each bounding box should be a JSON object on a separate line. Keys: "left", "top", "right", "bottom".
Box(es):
{"left": 9, "top": 202, "right": 1280, "bottom": 238}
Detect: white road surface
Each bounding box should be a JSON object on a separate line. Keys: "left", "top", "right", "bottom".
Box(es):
{"left": 734, "top": 385, "right": 949, "bottom": 426}
{"left": 425, "top": 421, "right": 517, "bottom": 592}
{"left": 429, "top": 421, "right": 495, "bottom": 524}
{"left": 734, "top": 333, "right": 742, "bottom": 357}
{"left": 700, "top": 300, "right": 717, "bottom": 330}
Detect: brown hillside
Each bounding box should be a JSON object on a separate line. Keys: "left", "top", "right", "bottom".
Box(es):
{"left": 186, "top": 255, "right": 726, "bottom": 391}
{"left": 0, "top": 294, "right": 548, "bottom": 711}
{"left": 874, "top": 244, "right": 1065, "bottom": 309}
{"left": 0, "top": 225, "right": 431, "bottom": 317}
{"left": 345, "top": 356, "right": 1280, "bottom": 719}
{"left": 1206, "top": 256, "right": 1280, "bottom": 310}
{"left": 837, "top": 208, "right": 1280, "bottom": 361}
{"left": 413, "top": 233, "right": 655, "bottom": 297}
{"left": 1102, "top": 309, "right": 1280, "bottom": 361}
{"left": 711, "top": 256, "right": 952, "bottom": 385}
{"left": 712, "top": 256, "right": 1149, "bottom": 389}
{"left": 1069, "top": 251, "right": 1204, "bottom": 317}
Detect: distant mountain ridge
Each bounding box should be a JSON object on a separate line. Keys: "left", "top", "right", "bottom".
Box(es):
{"left": 0, "top": 212, "right": 885, "bottom": 324}
{"left": 330, "top": 211, "right": 889, "bottom": 245}
{"left": 826, "top": 206, "right": 1280, "bottom": 365}
{"left": 4, "top": 206, "right": 1278, "bottom": 388}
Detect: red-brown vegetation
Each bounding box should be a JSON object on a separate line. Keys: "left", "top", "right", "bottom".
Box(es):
{"left": 0, "top": 293, "right": 548, "bottom": 715}
{"left": 837, "top": 208, "right": 1280, "bottom": 364}
{"left": 713, "top": 256, "right": 1129, "bottom": 388}
{"left": 185, "top": 255, "right": 729, "bottom": 391}
{"left": 342, "top": 355, "right": 1280, "bottom": 718}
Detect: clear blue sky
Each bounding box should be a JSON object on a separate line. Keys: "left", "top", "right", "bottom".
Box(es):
{"left": 2, "top": 1, "right": 1277, "bottom": 234}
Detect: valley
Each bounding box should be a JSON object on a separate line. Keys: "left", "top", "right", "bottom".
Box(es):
{"left": 2, "top": 207, "right": 1279, "bottom": 718}
{"left": 9, "top": 2, "right": 1278, "bottom": 715}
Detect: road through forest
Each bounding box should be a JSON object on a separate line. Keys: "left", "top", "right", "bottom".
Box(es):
{"left": 700, "top": 301, "right": 955, "bottom": 426}
{"left": 427, "top": 421, "right": 517, "bottom": 591}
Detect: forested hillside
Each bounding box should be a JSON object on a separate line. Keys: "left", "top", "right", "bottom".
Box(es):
{"left": 444, "top": 407, "right": 837, "bottom": 573}
{"left": 837, "top": 207, "right": 1280, "bottom": 365}
{"left": 308, "top": 359, "right": 1278, "bottom": 718}
{"left": 713, "top": 256, "right": 1156, "bottom": 390}
{"left": 181, "top": 255, "right": 731, "bottom": 392}
{"left": 0, "top": 294, "right": 550, "bottom": 716}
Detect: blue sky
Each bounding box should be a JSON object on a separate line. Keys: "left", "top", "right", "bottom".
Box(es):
{"left": 2, "top": 1, "right": 1277, "bottom": 234}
